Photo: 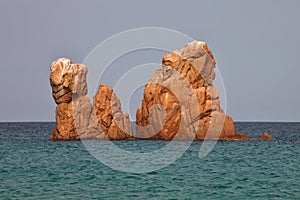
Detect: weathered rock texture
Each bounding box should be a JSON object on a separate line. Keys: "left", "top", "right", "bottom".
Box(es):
{"left": 50, "top": 46, "right": 270, "bottom": 141}
{"left": 50, "top": 58, "right": 132, "bottom": 140}
{"left": 91, "top": 84, "right": 133, "bottom": 140}
{"left": 136, "top": 41, "right": 248, "bottom": 140}
{"left": 50, "top": 58, "right": 92, "bottom": 139}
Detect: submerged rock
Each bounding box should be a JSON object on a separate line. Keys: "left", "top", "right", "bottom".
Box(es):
{"left": 224, "top": 132, "right": 249, "bottom": 141}
{"left": 251, "top": 132, "right": 273, "bottom": 140}
{"left": 136, "top": 41, "right": 248, "bottom": 140}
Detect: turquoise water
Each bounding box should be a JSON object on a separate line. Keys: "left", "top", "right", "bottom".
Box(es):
{"left": 0, "top": 122, "right": 299, "bottom": 199}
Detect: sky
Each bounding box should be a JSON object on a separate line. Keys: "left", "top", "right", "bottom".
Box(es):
{"left": 0, "top": 0, "right": 299, "bottom": 122}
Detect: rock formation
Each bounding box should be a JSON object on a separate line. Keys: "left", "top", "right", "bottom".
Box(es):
{"left": 50, "top": 44, "right": 271, "bottom": 141}
{"left": 251, "top": 132, "right": 273, "bottom": 140}
{"left": 50, "top": 58, "right": 133, "bottom": 140}
{"left": 91, "top": 84, "right": 133, "bottom": 140}
{"left": 136, "top": 41, "right": 248, "bottom": 140}
{"left": 50, "top": 58, "right": 92, "bottom": 139}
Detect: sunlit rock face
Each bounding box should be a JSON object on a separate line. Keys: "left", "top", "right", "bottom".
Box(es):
{"left": 136, "top": 41, "right": 248, "bottom": 140}
{"left": 49, "top": 58, "right": 133, "bottom": 140}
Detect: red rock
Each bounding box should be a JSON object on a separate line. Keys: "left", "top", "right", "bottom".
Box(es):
{"left": 254, "top": 132, "right": 273, "bottom": 140}
{"left": 136, "top": 41, "right": 247, "bottom": 140}
{"left": 50, "top": 58, "right": 92, "bottom": 139}
{"left": 50, "top": 58, "right": 132, "bottom": 140}
{"left": 223, "top": 132, "right": 249, "bottom": 140}
{"left": 92, "top": 84, "right": 133, "bottom": 140}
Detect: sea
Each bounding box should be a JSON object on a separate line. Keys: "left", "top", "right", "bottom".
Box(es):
{"left": 0, "top": 122, "right": 299, "bottom": 199}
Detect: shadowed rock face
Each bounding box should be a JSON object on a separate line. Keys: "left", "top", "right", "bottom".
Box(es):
{"left": 136, "top": 41, "right": 248, "bottom": 140}
{"left": 50, "top": 58, "right": 132, "bottom": 140}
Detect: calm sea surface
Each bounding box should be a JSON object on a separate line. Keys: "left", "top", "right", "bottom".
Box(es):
{"left": 0, "top": 122, "right": 299, "bottom": 199}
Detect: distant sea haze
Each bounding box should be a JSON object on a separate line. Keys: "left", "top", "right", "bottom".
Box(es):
{"left": 0, "top": 122, "right": 299, "bottom": 199}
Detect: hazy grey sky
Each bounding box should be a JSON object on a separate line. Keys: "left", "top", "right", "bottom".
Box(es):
{"left": 0, "top": 0, "right": 299, "bottom": 122}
